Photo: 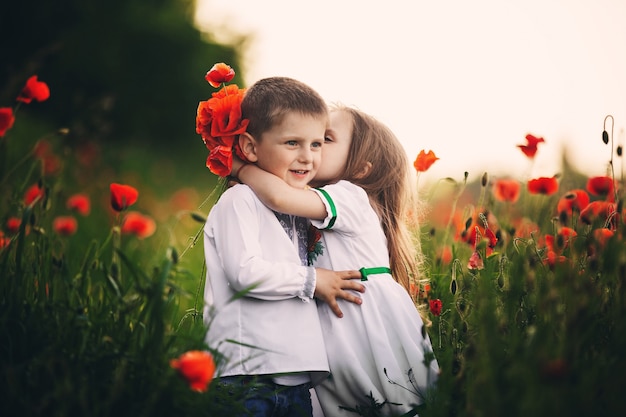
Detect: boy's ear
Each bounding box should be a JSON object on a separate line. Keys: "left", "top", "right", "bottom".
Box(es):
{"left": 354, "top": 161, "right": 372, "bottom": 179}
{"left": 239, "top": 132, "right": 259, "bottom": 163}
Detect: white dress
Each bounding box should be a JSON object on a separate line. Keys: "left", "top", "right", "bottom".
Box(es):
{"left": 311, "top": 181, "right": 439, "bottom": 416}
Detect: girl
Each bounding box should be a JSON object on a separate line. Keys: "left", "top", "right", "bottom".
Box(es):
{"left": 233, "top": 104, "right": 439, "bottom": 416}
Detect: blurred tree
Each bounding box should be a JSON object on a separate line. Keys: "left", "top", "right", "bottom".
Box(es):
{"left": 0, "top": 0, "right": 246, "bottom": 155}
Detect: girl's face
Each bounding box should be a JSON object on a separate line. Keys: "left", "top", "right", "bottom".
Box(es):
{"left": 251, "top": 112, "right": 325, "bottom": 189}
{"left": 312, "top": 109, "right": 352, "bottom": 186}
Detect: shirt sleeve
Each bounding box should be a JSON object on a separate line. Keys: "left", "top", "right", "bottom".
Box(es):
{"left": 310, "top": 181, "right": 371, "bottom": 235}
{"left": 205, "top": 186, "right": 315, "bottom": 301}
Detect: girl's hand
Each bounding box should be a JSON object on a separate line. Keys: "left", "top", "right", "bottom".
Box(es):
{"left": 226, "top": 157, "right": 246, "bottom": 188}
{"left": 230, "top": 157, "right": 245, "bottom": 178}
{"left": 314, "top": 269, "right": 364, "bottom": 318}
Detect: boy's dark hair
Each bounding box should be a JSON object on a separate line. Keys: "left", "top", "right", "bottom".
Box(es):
{"left": 241, "top": 77, "right": 327, "bottom": 138}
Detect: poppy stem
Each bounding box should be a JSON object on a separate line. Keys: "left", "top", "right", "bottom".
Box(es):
{"left": 441, "top": 172, "right": 468, "bottom": 246}
{"left": 603, "top": 115, "right": 617, "bottom": 203}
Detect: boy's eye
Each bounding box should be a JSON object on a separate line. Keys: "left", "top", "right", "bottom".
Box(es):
{"left": 286, "top": 140, "right": 297, "bottom": 146}
{"left": 324, "top": 136, "right": 333, "bottom": 143}
{"left": 312, "top": 141, "right": 323, "bottom": 148}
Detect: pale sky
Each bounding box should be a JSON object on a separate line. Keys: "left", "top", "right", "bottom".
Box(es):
{"left": 195, "top": 0, "right": 626, "bottom": 188}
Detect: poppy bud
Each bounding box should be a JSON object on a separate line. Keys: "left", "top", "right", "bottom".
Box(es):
{"left": 602, "top": 130, "right": 609, "bottom": 144}
{"left": 110, "top": 262, "right": 119, "bottom": 280}
{"left": 497, "top": 274, "right": 505, "bottom": 288}
{"left": 169, "top": 247, "right": 179, "bottom": 265}
{"left": 191, "top": 211, "right": 207, "bottom": 223}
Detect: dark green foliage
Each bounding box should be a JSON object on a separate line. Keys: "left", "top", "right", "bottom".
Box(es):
{"left": 0, "top": 0, "right": 243, "bottom": 155}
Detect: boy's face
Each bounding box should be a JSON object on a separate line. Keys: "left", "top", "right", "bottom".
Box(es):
{"left": 253, "top": 112, "right": 325, "bottom": 189}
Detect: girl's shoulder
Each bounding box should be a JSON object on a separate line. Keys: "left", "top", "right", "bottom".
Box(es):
{"left": 318, "top": 180, "right": 368, "bottom": 202}
{"left": 314, "top": 181, "right": 377, "bottom": 230}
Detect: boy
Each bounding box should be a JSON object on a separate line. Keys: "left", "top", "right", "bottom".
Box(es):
{"left": 203, "top": 77, "right": 364, "bottom": 416}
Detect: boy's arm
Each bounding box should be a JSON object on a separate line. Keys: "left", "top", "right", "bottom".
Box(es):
{"left": 233, "top": 159, "right": 327, "bottom": 220}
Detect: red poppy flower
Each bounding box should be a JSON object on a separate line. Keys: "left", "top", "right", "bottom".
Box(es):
{"left": 579, "top": 201, "right": 617, "bottom": 227}
{"left": 67, "top": 194, "right": 91, "bottom": 216}
{"left": 53, "top": 216, "right": 78, "bottom": 236}
{"left": 196, "top": 100, "right": 215, "bottom": 144}
{"left": 110, "top": 183, "right": 139, "bottom": 212}
{"left": 429, "top": 299, "right": 443, "bottom": 316}
{"left": 437, "top": 245, "right": 453, "bottom": 265}
{"left": 544, "top": 249, "right": 567, "bottom": 269}
{"left": 208, "top": 87, "right": 249, "bottom": 140}
{"left": 527, "top": 177, "right": 559, "bottom": 195}
{"left": 593, "top": 228, "right": 613, "bottom": 247}
{"left": 169, "top": 188, "right": 200, "bottom": 211}
{"left": 517, "top": 133, "right": 545, "bottom": 158}
{"left": 24, "top": 183, "right": 45, "bottom": 206}
{"left": 197, "top": 88, "right": 243, "bottom": 145}
{"left": 16, "top": 75, "right": 50, "bottom": 104}
{"left": 205, "top": 63, "right": 236, "bottom": 88}
{"left": 33, "top": 139, "right": 52, "bottom": 157}
{"left": 511, "top": 217, "right": 540, "bottom": 239}
{"left": 0, "top": 107, "right": 15, "bottom": 137}
{"left": 413, "top": 150, "right": 439, "bottom": 172}
{"left": 196, "top": 82, "right": 250, "bottom": 177}
{"left": 75, "top": 141, "right": 100, "bottom": 167}
{"left": 586, "top": 227, "right": 614, "bottom": 258}
{"left": 121, "top": 211, "right": 156, "bottom": 239}
{"left": 586, "top": 176, "right": 615, "bottom": 199}
{"left": 464, "top": 211, "right": 499, "bottom": 250}
{"left": 170, "top": 350, "right": 216, "bottom": 392}
{"left": 484, "top": 228, "right": 498, "bottom": 248}
{"left": 420, "top": 281, "right": 431, "bottom": 299}
{"left": 492, "top": 179, "right": 521, "bottom": 203}
{"left": 556, "top": 189, "right": 590, "bottom": 218}
{"left": 0, "top": 231, "right": 11, "bottom": 250}
{"left": 545, "top": 227, "right": 577, "bottom": 253}
{"left": 206, "top": 145, "right": 233, "bottom": 177}
{"left": 468, "top": 250, "right": 484, "bottom": 270}
{"left": 42, "top": 154, "right": 62, "bottom": 176}
{"left": 6, "top": 217, "right": 21, "bottom": 234}
{"left": 32, "top": 139, "right": 62, "bottom": 176}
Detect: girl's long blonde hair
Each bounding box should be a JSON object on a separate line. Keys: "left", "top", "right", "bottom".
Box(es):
{"left": 334, "top": 105, "right": 423, "bottom": 299}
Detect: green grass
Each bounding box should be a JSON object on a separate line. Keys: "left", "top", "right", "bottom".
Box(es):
{"left": 2, "top": 101, "right": 625, "bottom": 417}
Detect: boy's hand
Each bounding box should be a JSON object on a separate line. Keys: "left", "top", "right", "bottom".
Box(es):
{"left": 314, "top": 269, "right": 364, "bottom": 318}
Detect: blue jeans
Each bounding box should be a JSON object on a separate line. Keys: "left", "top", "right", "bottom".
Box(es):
{"left": 217, "top": 376, "right": 313, "bottom": 417}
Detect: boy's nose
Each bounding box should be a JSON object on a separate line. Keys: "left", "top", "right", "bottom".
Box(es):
{"left": 298, "top": 147, "right": 313, "bottom": 163}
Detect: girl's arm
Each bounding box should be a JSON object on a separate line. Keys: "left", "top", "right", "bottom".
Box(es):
{"left": 233, "top": 159, "right": 327, "bottom": 220}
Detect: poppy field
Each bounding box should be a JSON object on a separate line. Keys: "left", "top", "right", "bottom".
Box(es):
{"left": 2, "top": 76, "right": 626, "bottom": 417}
{"left": 414, "top": 129, "right": 625, "bottom": 416}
